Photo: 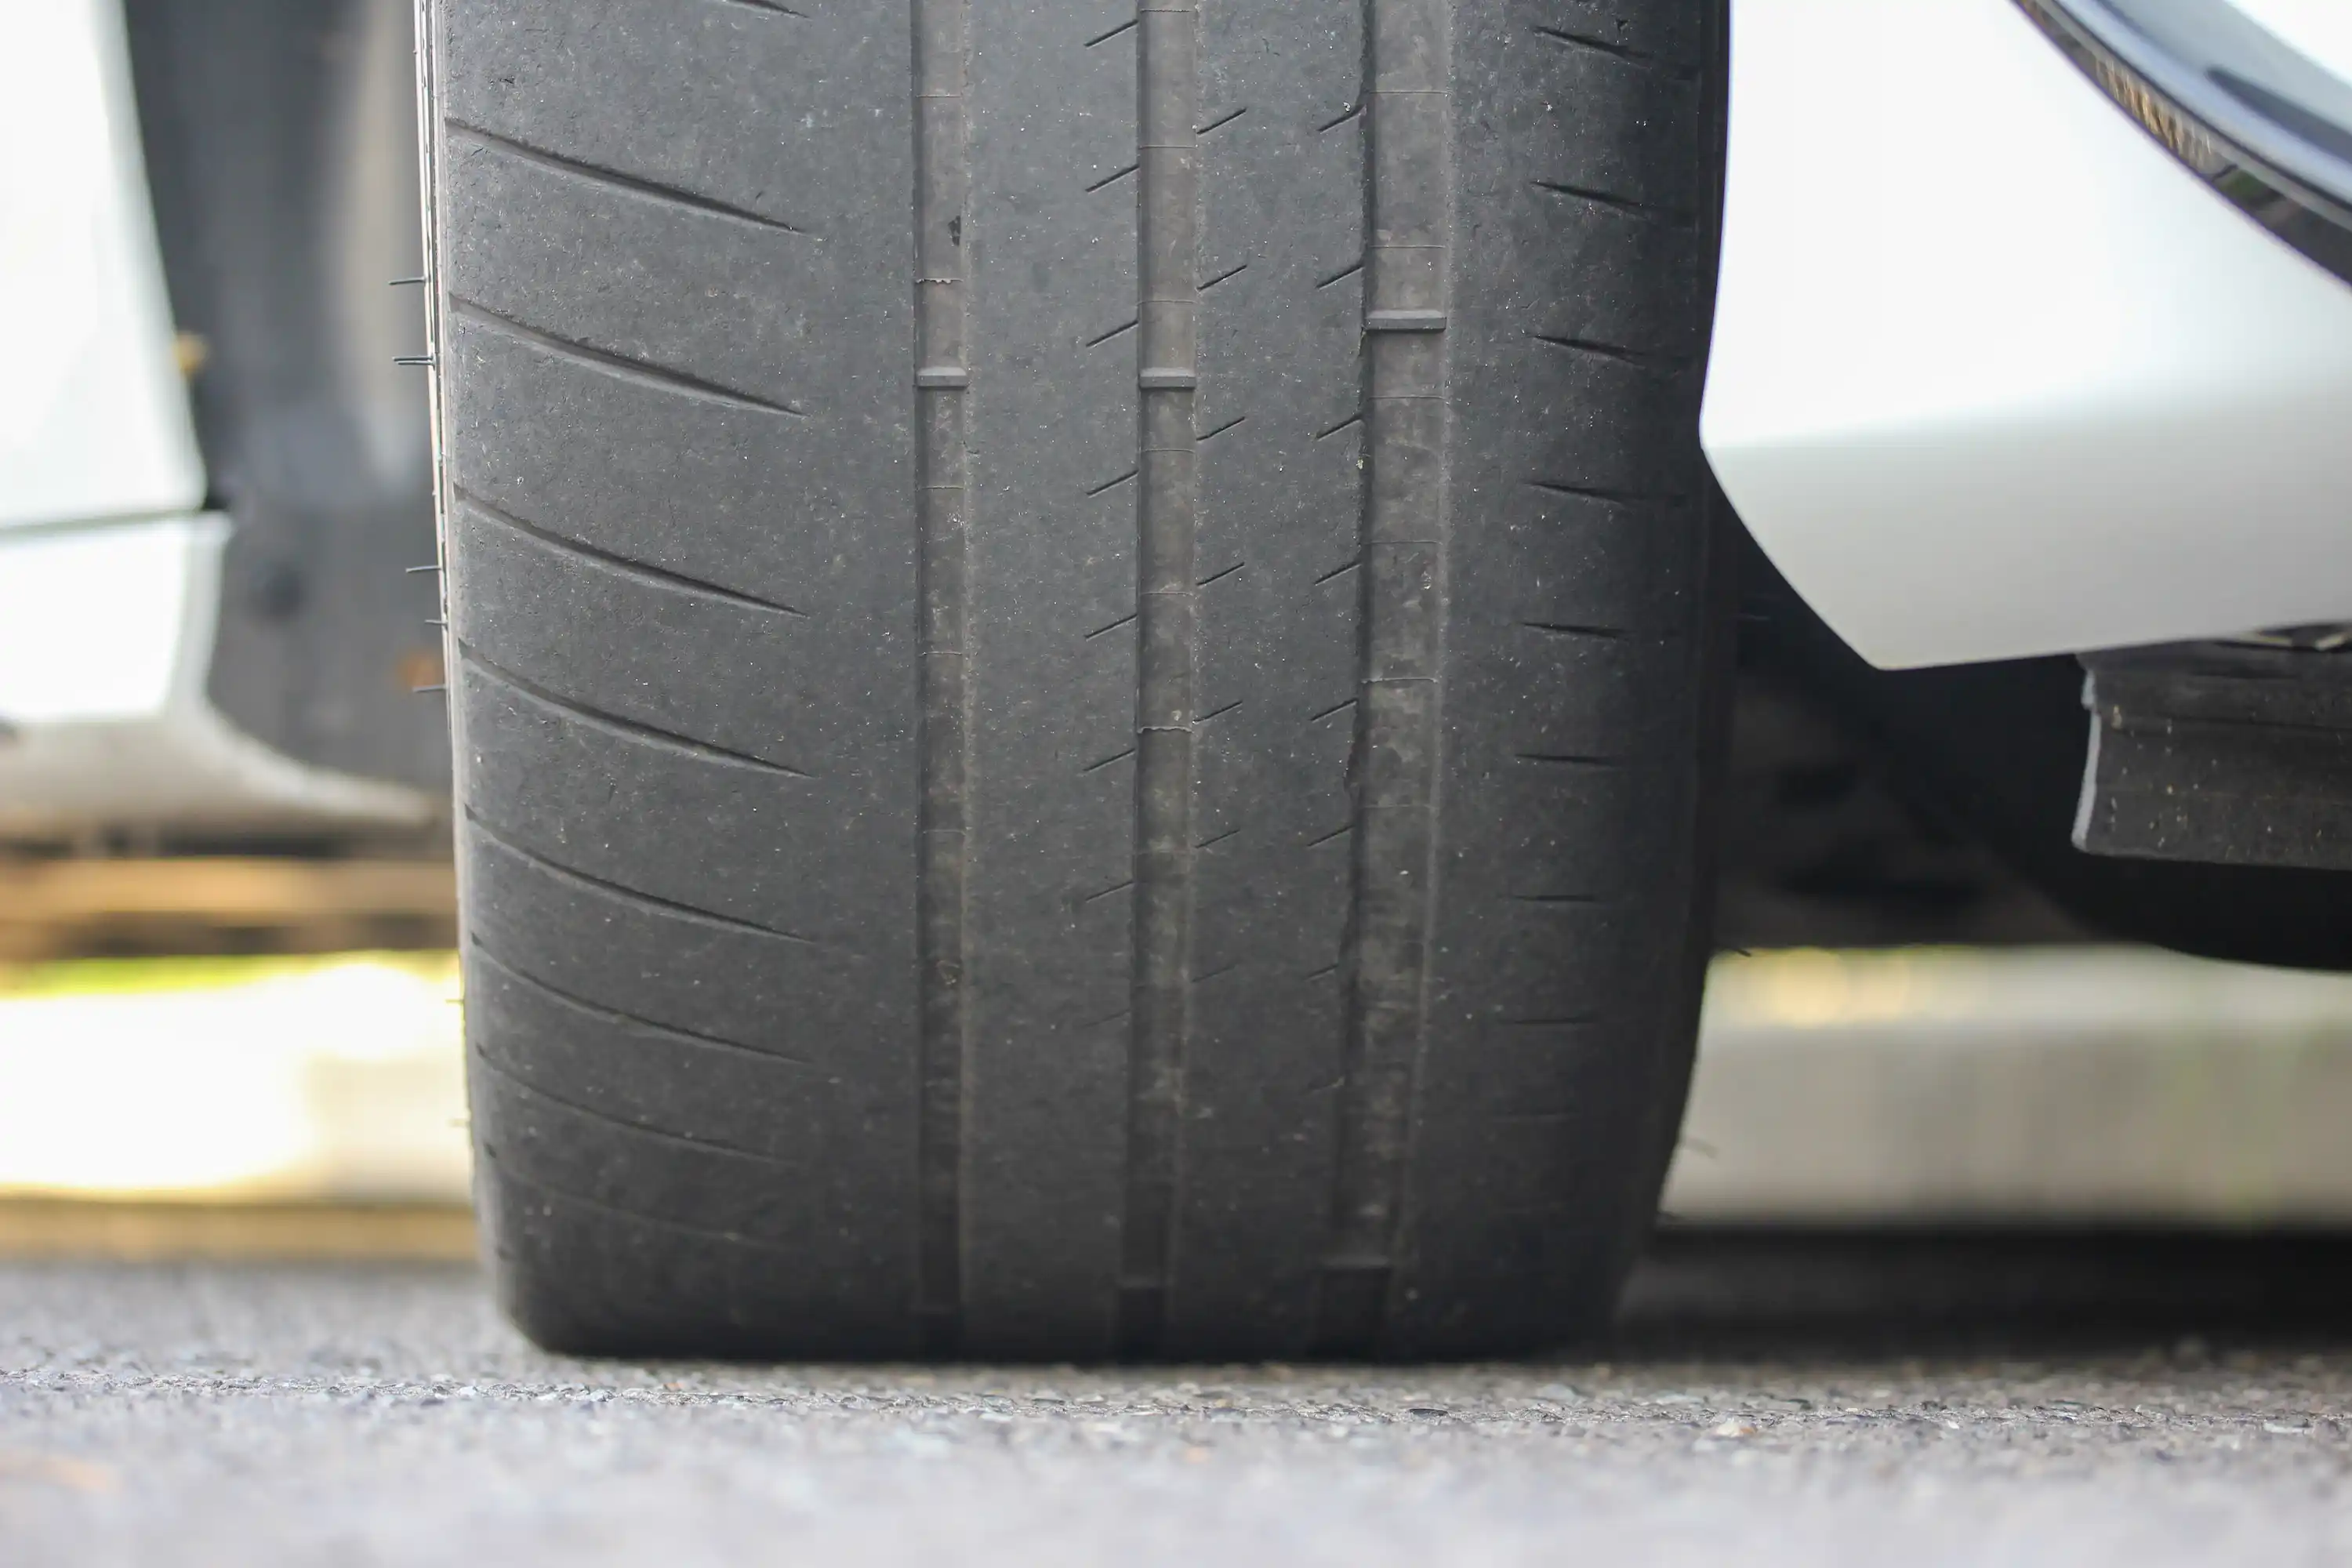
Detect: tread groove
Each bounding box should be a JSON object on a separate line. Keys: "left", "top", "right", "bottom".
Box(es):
{"left": 1516, "top": 750, "right": 1626, "bottom": 768}
{"left": 1527, "top": 477, "right": 1680, "bottom": 506}
{"left": 1319, "top": 0, "right": 1453, "bottom": 1356}
{"left": 450, "top": 297, "right": 807, "bottom": 418}
{"left": 465, "top": 810, "right": 830, "bottom": 948}
{"left": 1529, "top": 177, "right": 1694, "bottom": 228}
{"left": 448, "top": 122, "right": 811, "bottom": 237}
{"left": 1119, "top": 0, "right": 1204, "bottom": 1358}
{"left": 476, "top": 1049, "right": 808, "bottom": 1167}
{"left": 1530, "top": 23, "right": 1698, "bottom": 81}
{"left": 913, "top": 0, "right": 975, "bottom": 1353}
{"left": 470, "top": 943, "right": 814, "bottom": 1066}
{"left": 460, "top": 640, "right": 811, "bottom": 779}
{"left": 1308, "top": 697, "right": 1357, "bottom": 724}
{"left": 1521, "top": 619, "right": 1628, "bottom": 639}
{"left": 480, "top": 1147, "right": 808, "bottom": 1256}
{"left": 454, "top": 488, "right": 807, "bottom": 617}
{"left": 1529, "top": 331, "right": 1696, "bottom": 372}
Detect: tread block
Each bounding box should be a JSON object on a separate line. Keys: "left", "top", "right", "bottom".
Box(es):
{"left": 463, "top": 827, "right": 878, "bottom": 1064}
{"left": 473, "top": 1058, "right": 827, "bottom": 1243}
{"left": 443, "top": 130, "right": 820, "bottom": 412}
{"left": 458, "top": 659, "right": 876, "bottom": 939}
{"left": 450, "top": 496, "right": 829, "bottom": 772}
{"left": 470, "top": 950, "right": 829, "bottom": 1164}
{"left": 441, "top": 0, "right": 846, "bottom": 227}
{"left": 446, "top": 320, "right": 867, "bottom": 610}
{"left": 480, "top": 1150, "right": 916, "bottom": 1358}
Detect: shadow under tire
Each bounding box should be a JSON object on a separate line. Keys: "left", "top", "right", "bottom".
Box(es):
{"left": 425, "top": 0, "right": 1732, "bottom": 1359}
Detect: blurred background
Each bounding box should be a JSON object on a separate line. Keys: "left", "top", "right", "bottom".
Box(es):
{"left": 7, "top": 0, "right": 2352, "bottom": 1278}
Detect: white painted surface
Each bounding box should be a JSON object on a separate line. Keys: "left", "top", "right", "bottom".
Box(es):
{"left": 1668, "top": 947, "right": 2352, "bottom": 1223}
{"left": 0, "top": 0, "right": 205, "bottom": 531}
{"left": 0, "top": 954, "right": 466, "bottom": 1201}
{"left": 0, "top": 518, "right": 434, "bottom": 834}
{"left": 1704, "top": 0, "right": 2352, "bottom": 668}
{"left": 0, "top": 522, "right": 191, "bottom": 723}
{"left": 0, "top": 4, "right": 426, "bottom": 836}
{"left": 2224, "top": 0, "right": 2352, "bottom": 87}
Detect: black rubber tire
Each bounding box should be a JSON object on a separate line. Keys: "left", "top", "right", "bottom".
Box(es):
{"left": 423, "top": 0, "right": 1730, "bottom": 1359}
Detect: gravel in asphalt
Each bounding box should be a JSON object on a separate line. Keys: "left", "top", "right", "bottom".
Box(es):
{"left": 5, "top": 1238, "right": 2350, "bottom": 1566}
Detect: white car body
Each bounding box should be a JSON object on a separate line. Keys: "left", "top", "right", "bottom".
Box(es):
{"left": 0, "top": 0, "right": 428, "bottom": 837}
{"left": 1703, "top": 0, "right": 2352, "bottom": 669}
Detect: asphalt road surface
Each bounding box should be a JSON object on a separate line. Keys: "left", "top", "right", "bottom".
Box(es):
{"left": 6, "top": 1234, "right": 2352, "bottom": 1566}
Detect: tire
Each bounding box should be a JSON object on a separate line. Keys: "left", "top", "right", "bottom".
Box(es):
{"left": 422, "top": 0, "right": 1731, "bottom": 1358}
